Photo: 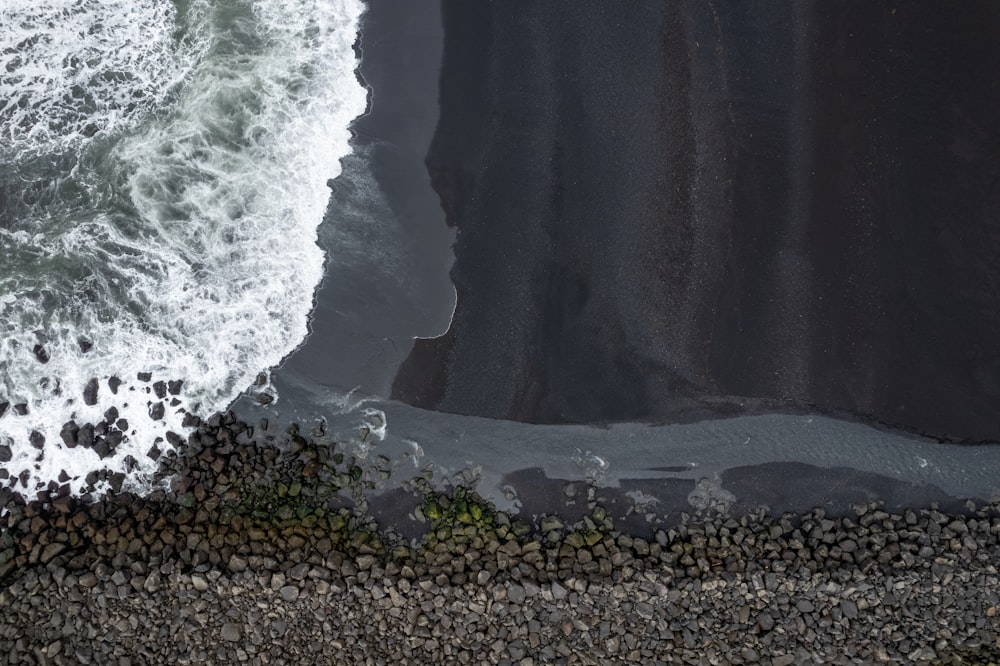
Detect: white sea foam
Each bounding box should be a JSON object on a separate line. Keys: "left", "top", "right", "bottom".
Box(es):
{"left": 0, "top": 0, "right": 368, "bottom": 497}
{"left": 0, "top": 0, "right": 199, "bottom": 162}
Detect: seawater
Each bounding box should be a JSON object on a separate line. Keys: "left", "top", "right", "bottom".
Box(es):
{"left": 0, "top": 0, "right": 368, "bottom": 496}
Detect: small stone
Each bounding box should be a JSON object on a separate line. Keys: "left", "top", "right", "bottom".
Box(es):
{"left": 288, "top": 563, "right": 310, "bottom": 580}
{"left": 83, "top": 378, "right": 99, "bottom": 405}
{"left": 148, "top": 402, "right": 165, "bottom": 420}
{"left": 757, "top": 612, "right": 775, "bottom": 631}
{"left": 40, "top": 543, "right": 66, "bottom": 563}
{"left": 33, "top": 344, "right": 50, "bottom": 364}
{"left": 60, "top": 422, "right": 80, "bottom": 447}
{"left": 221, "top": 623, "right": 241, "bottom": 642}
{"left": 228, "top": 555, "right": 248, "bottom": 573}
{"left": 279, "top": 586, "right": 299, "bottom": 602}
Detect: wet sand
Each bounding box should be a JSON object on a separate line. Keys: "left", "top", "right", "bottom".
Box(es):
{"left": 391, "top": 1, "right": 1000, "bottom": 443}
{"left": 277, "top": 0, "right": 454, "bottom": 399}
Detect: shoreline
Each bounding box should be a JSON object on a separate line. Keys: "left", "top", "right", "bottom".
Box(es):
{"left": 275, "top": 0, "right": 454, "bottom": 401}
{"left": 2, "top": 414, "right": 999, "bottom": 663}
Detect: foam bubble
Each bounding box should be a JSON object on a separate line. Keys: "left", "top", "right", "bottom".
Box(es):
{"left": 0, "top": 0, "right": 368, "bottom": 497}
{"left": 0, "top": 0, "right": 200, "bottom": 163}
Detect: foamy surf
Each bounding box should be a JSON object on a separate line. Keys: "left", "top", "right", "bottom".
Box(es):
{"left": 0, "top": 0, "right": 368, "bottom": 497}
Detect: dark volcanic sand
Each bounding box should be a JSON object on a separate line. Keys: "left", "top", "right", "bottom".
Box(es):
{"left": 393, "top": 1, "right": 1000, "bottom": 443}
{"left": 277, "top": 0, "right": 454, "bottom": 398}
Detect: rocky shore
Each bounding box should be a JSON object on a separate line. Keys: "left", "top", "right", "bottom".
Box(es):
{"left": 2, "top": 415, "right": 999, "bottom": 665}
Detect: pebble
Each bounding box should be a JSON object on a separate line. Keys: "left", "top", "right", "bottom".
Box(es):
{"left": 0, "top": 414, "right": 998, "bottom": 665}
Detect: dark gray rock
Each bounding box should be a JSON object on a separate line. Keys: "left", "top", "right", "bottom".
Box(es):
{"left": 83, "top": 378, "right": 99, "bottom": 406}
{"left": 32, "top": 344, "right": 49, "bottom": 364}
{"left": 221, "top": 623, "right": 242, "bottom": 642}
{"left": 60, "top": 421, "right": 79, "bottom": 447}
{"left": 757, "top": 612, "right": 775, "bottom": 631}
{"left": 93, "top": 440, "right": 112, "bottom": 459}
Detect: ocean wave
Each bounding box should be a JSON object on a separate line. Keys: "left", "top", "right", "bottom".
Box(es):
{"left": 0, "top": 0, "right": 368, "bottom": 496}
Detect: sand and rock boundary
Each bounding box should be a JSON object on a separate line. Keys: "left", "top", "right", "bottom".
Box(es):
{"left": 1, "top": 413, "right": 999, "bottom": 664}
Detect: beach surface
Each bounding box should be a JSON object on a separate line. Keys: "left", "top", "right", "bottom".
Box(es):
{"left": 391, "top": 1, "right": 1000, "bottom": 444}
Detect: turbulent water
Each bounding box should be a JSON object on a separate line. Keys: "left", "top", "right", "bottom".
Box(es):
{"left": 0, "top": 0, "right": 368, "bottom": 495}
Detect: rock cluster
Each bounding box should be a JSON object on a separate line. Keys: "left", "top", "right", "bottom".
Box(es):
{"left": 1, "top": 414, "right": 999, "bottom": 664}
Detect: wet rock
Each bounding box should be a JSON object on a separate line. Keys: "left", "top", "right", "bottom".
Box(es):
{"left": 13, "top": 403, "right": 28, "bottom": 415}
{"left": 32, "top": 344, "right": 49, "bottom": 364}
{"left": 78, "top": 337, "right": 93, "bottom": 353}
{"left": 153, "top": 381, "right": 167, "bottom": 399}
{"left": 77, "top": 424, "right": 94, "bottom": 448}
{"left": 108, "top": 376, "right": 122, "bottom": 394}
{"left": 104, "top": 407, "right": 119, "bottom": 423}
{"left": 93, "top": 440, "right": 112, "bottom": 460}
{"left": 60, "top": 421, "right": 80, "bottom": 447}
{"left": 168, "top": 380, "right": 183, "bottom": 395}
{"left": 83, "top": 378, "right": 99, "bottom": 406}
{"left": 0, "top": 444, "right": 12, "bottom": 463}
{"left": 148, "top": 402, "right": 165, "bottom": 420}
{"left": 256, "top": 393, "right": 274, "bottom": 406}
{"left": 137, "top": 372, "right": 152, "bottom": 382}
{"left": 0, "top": 401, "right": 8, "bottom": 417}
{"left": 29, "top": 431, "right": 44, "bottom": 449}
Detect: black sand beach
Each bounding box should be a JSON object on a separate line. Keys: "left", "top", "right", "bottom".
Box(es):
{"left": 5, "top": 3, "right": 1000, "bottom": 663}
{"left": 392, "top": 1, "right": 1000, "bottom": 443}
{"left": 278, "top": 0, "right": 454, "bottom": 398}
